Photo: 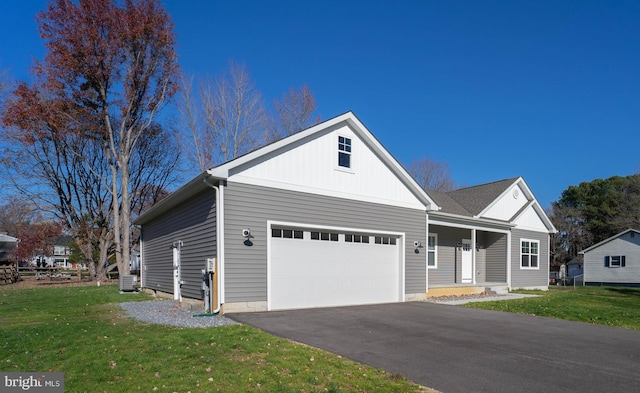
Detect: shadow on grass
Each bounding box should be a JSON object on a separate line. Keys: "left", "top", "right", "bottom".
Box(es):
{"left": 605, "top": 287, "right": 640, "bottom": 297}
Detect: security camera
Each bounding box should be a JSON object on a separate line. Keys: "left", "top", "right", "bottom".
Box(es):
{"left": 242, "top": 228, "right": 251, "bottom": 237}
{"left": 413, "top": 241, "right": 420, "bottom": 247}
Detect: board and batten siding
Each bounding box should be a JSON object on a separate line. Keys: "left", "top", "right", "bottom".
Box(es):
{"left": 141, "top": 189, "right": 217, "bottom": 299}
{"left": 584, "top": 231, "right": 640, "bottom": 284}
{"left": 510, "top": 228, "right": 549, "bottom": 289}
{"left": 222, "top": 181, "right": 427, "bottom": 304}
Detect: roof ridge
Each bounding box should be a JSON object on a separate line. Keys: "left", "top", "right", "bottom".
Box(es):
{"left": 447, "top": 177, "right": 519, "bottom": 194}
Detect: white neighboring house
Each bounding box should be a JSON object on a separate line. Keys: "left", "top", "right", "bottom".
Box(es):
{"left": 0, "top": 232, "right": 19, "bottom": 264}
{"left": 579, "top": 229, "right": 640, "bottom": 287}
{"left": 31, "top": 236, "right": 75, "bottom": 268}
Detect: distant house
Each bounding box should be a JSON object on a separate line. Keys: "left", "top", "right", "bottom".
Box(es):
{"left": 0, "top": 233, "right": 19, "bottom": 265}
{"left": 579, "top": 229, "right": 640, "bottom": 287}
{"left": 135, "top": 111, "right": 556, "bottom": 313}
{"left": 562, "top": 255, "right": 584, "bottom": 284}
{"left": 31, "top": 235, "right": 74, "bottom": 268}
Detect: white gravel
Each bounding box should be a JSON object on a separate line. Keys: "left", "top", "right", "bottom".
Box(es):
{"left": 120, "top": 300, "right": 238, "bottom": 328}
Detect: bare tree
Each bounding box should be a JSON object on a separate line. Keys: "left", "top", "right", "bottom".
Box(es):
{"left": 176, "top": 63, "right": 266, "bottom": 172}
{"left": 176, "top": 65, "right": 322, "bottom": 173}
{"left": 266, "top": 84, "right": 320, "bottom": 143}
{"left": 408, "top": 157, "right": 457, "bottom": 192}
{"left": 33, "top": 0, "right": 178, "bottom": 276}
{"left": 2, "top": 0, "right": 179, "bottom": 277}
{"left": 1, "top": 91, "right": 114, "bottom": 278}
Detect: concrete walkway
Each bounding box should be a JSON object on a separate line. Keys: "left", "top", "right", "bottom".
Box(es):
{"left": 429, "top": 293, "right": 540, "bottom": 305}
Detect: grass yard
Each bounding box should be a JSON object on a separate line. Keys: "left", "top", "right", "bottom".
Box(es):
{"left": 0, "top": 284, "right": 429, "bottom": 393}
{"left": 466, "top": 286, "right": 640, "bottom": 330}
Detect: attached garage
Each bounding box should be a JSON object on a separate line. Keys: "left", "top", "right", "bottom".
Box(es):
{"left": 268, "top": 223, "right": 403, "bottom": 310}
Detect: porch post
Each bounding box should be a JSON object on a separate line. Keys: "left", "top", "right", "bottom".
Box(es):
{"left": 472, "top": 228, "right": 477, "bottom": 284}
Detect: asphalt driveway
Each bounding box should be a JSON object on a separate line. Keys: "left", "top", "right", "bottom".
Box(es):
{"left": 229, "top": 302, "right": 640, "bottom": 393}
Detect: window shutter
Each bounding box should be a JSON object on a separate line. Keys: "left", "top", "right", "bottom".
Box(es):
{"left": 621, "top": 256, "right": 626, "bottom": 267}
{"left": 604, "top": 256, "right": 610, "bottom": 267}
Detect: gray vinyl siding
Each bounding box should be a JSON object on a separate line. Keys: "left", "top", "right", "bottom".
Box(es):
{"left": 485, "top": 232, "right": 507, "bottom": 282}
{"left": 475, "top": 232, "right": 487, "bottom": 283}
{"left": 510, "top": 228, "right": 549, "bottom": 288}
{"left": 140, "top": 189, "right": 216, "bottom": 299}
{"left": 584, "top": 231, "right": 640, "bottom": 284}
{"left": 428, "top": 225, "right": 471, "bottom": 285}
{"left": 223, "top": 182, "right": 427, "bottom": 303}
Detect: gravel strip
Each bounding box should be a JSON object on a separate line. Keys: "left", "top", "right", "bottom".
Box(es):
{"left": 120, "top": 300, "right": 238, "bottom": 328}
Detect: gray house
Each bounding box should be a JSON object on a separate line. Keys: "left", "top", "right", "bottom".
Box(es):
{"left": 579, "top": 229, "right": 640, "bottom": 287}
{"left": 135, "top": 112, "right": 555, "bottom": 312}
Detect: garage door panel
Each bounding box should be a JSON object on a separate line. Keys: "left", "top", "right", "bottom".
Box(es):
{"left": 270, "top": 231, "right": 401, "bottom": 310}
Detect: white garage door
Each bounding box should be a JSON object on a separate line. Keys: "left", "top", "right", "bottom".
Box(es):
{"left": 269, "top": 226, "right": 402, "bottom": 310}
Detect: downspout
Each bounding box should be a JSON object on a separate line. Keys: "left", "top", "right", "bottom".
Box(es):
{"left": 138, "top": 227, "right": 144, "bottom": 290}
{"left": 425, "top": 211, "right": 429, "bottom": 294}
{"left": 204, "top": 177, "right": 222, "bottom": 314}
{"left": 507, "top": 229, "right": 512, "bottom": 290}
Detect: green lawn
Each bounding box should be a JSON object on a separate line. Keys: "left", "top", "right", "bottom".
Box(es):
{"left": 0, "top": 284, "right": 429, "bottom": 393}
{"left": 466, "top": 286, "right": 640, "bottom": 330}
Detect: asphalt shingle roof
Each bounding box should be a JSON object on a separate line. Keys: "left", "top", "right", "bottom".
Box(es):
{"left": 426, "top": 177, "right": 519, "bottom": 217}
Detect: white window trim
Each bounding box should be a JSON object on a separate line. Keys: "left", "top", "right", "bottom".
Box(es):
{"left": 427, "top": 233, "right": 437, "bottom": 269}
{"left": 335, "top": 134, "right": 354, "bottom": 173}
{"left": 520, "top": 238, "right": 540, "bottom": 270}
{"left": 606, "top": 255, "right": 625, "bottom": 268}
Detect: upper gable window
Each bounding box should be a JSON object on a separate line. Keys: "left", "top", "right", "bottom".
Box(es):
{"left": 338, "top": 136, "right": 352, "bottom": 168}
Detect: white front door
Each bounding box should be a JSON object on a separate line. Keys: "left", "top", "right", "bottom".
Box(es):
{"left": 461, "top": 239, "right": 473, "bottom": 283}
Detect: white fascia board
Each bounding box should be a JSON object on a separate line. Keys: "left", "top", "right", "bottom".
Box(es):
{"left": 342, "top": 114, "right": 439, "bottom": 211}
{"left": 207, "top": 113, "right": 354, "bottom": 180}
{"left": 134, "top": 172, "right": 212, "bottom": 225}
{"left": 428, "top": 212, "right": 513, "bottom": 233}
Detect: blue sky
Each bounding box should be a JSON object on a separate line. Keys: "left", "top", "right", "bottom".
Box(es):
{"left": 1, "top": 0, "right": 639, "bottom": 208}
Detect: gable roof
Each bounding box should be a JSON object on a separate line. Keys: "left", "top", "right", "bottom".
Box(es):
{"left": 579, "top": 228, "right": 640, "bottom": 254}
{"left": 136, "top": 111, "right": 439, "bottom": 225}
{"left": 207, "top": 111, "right": 438, "bottom": 209}
{"left": 425, "top": 177, "right": 556, "bottom": 233}
{"left": 445, "top": 178, "right": 520, "bottom": 217}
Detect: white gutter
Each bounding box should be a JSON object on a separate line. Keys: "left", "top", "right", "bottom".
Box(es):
{"left": 203, "top": 177, "right": 222, "bottom": 314}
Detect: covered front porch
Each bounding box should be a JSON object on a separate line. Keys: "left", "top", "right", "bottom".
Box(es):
{"left": 426, "top": 221, "right": 512, "bottom": 295}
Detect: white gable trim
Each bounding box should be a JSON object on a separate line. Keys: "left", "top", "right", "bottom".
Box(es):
{"left": 579, "top": 229, "right": 640, "bottom": 254}
{"left": 207, "top": 112, "right": 439, "bottom": 211}
{"left": 476, "top": 177, "right": 556, "bottom": 234}
{"left": 510, "top": 199, "right": 556, "bottom": 234}
{"left": 476, "top": 178, "right": 527, "bottom": 218}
